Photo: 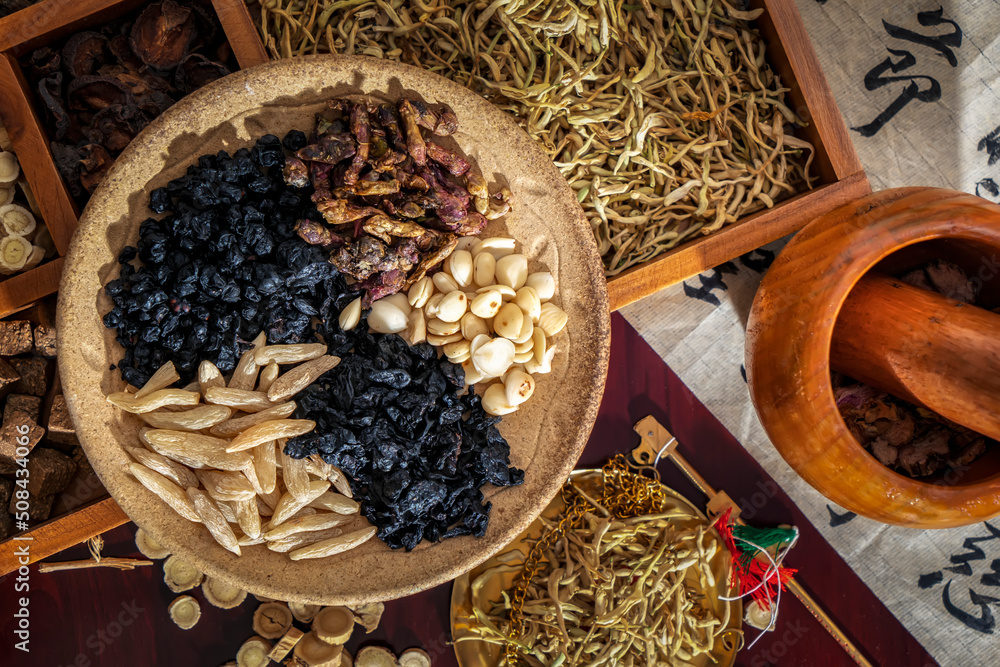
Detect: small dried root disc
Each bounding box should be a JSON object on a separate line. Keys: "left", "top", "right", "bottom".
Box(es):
{"left": 341, "top": 649, "right": 354, "bottom": 667}
{"left": 236, "top": 636, "right": 273, "bottom": 667}
{"left": 312, "top": 606, "right": 354, "bottom": 645}
{"left": 267, "top": 626, "right": 305, "bottom": 662}
{"left": 348, "top": 602, "right": 385, "bottom": 634}
{"left": 202, "top": 576, "right": 248, "bottom": 609}
{"left": 288, "top": 601, "right": 322, "bottom": 623}
{"left": 135, "top": 528, "right": 171, "bottom": 559}
{"left": 398, "top": 648, "right": 431, "bottom": 667}
{"left": 163, "top": 555, "right": 204, "bottom": 593}
{"left": 253, "top": 602, "right": 294, "bottom": 639}
{"left": 292, "top": 631, "right": 342, "bottom": 667}
{"left": 168, "top": 595, "right": 201, "bottom": 630}
{"left": 355, "top": 646, "right": 398, "bottom": 667}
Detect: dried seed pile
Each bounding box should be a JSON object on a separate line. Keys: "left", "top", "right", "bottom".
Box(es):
{"left": 289, "top": 96, "right": 511, "bottom": 306}
{"left": 21, "top": 0, "right": 235, "bottom": 205}
{"left": 111, "top": 348, "right": 379, "bottom": 562}
{"left": 285, "top": 328, "right": 524, "bottom": 550}
{"left": 251, "top": 0, "right": 815, "bottom": 275}
{"left": 103, "top": 134, "right": 349, "bottom": 387}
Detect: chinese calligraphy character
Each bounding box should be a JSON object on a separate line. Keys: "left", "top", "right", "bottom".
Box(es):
{"left": 851, "top": 8, "right": 963, "bottom": 138}
{"left": 826, "top": 504, "right": 858, "bottom": 527}
{"left": 918, "top": 522, "right": 1000, "bottom": 634}
{"left": 977, "top": 125, "right": 1000, "bottom": 166}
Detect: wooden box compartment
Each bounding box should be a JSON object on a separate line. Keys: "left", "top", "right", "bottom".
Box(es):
{"left": 0, "top": 0, "right": 267, "bottom": 574}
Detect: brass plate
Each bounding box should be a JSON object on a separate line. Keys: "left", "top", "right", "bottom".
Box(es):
{"left": 451, "top": 470, "right": 743, "bottom": 666}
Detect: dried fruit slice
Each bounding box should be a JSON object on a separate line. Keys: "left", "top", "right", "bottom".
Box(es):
{"left": 168, "top": 595, "right": 201, "bottom": 629}
{"left": 348, "top": 602, "right": 384, "bottom": 634}
{"left": 312, "top": 606, "right": 354, "bottom": 645}
{"left": 0, "top": 204, "right": 36, "bottom": 238}
{"left": 252, "top": 602, "right": 294, "bottom": 639}
{"left": 0, "top": 234, "right": 32, "bottom": 272}
{"left": 236, "top": 636, "right": 272, "bottom": 667}
{"left": 355, "top": 646, "right": 398, "bottom": 667}
{"left": 292, "top": 631, "right": 342, "bottom": 667}
{"left": 134, "top": 528, "right": 171, "bottom": 559}
{"left": 398, "top": 649, "right": 431, "bottom": 667}
{"left": 267, "top": 627, "right": 304, "bottom": 662}
{"left": 202, "top": 576, "right": 247, "bottom": 609}
{"left": 163, "top": 555, "right": 203, "bottom": 592}
{"left": 288, "top": 602, "right": 321, "bottom": 623}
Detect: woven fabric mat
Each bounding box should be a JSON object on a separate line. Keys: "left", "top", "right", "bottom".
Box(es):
{"left": 623, "top": 2, "right": 1000, "bottom": 665}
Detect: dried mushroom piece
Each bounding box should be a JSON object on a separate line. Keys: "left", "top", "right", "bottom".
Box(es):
{"left": 130, "top": 0, "right": 198, "bottom": 69}
{"left": 253, "top": 602, "right": 294, "bottom": 639}
{"left": 134, "top": 528, "right": 171, "bottom": 559}
{"left": 168, "top": 595, "right": 201, "bottom": 629}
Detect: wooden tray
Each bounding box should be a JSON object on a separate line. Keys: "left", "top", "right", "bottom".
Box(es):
{"left": 232, "top": 0, "right": 870, "bottom": 311}
{"left": 0, "top": 0, "right": 267, "bottom": 575}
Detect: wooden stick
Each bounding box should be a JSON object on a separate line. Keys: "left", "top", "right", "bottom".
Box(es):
{"left": 38, "top": 558, "right": 153, "bottom": 573}
{"left": 632, "top": 416, "right": 874, "bottom": 667}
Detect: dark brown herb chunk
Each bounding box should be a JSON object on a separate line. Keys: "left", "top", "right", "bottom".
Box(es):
{"left": 130, "top": 0, "right": 198, "bottom": 69}
{"left": 0, "top": 320, "right": 33, "bottom": 356}
{"left": 4, "top": 394, "right": 42, "bottom": 423}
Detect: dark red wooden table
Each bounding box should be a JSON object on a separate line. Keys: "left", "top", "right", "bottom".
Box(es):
{"left": 0, "top": 315, "right": 938, "bottom": 666}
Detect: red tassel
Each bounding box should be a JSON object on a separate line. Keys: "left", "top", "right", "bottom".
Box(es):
{"left": 713, "top": 509, "right": 797, "bottom": 609}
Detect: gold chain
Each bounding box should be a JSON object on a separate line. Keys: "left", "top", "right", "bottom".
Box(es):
{"left": 502, "top": 455, "right": 666, "bottom": 665}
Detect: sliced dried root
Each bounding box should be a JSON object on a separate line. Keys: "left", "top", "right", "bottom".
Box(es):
{"left": 144, "top": 430, "right": 252, "bottom": 471}
{"left": 254, "top": 343, "right": 326, "bottom": 365}
{"left": 266, "top": 355, "right": 341, "bottom": 402}
{"left": 134, "top": 528, "right": 171, "bottom": 560}
{"left": 202, "top": 576, "right": 248, "bottom": 609}
{"left": 289, "top": 526, "right": 377, "bottom": 561}
{"left": 126, "top": 446, "right": 199, "bottom": 488}
{"left": 229, "top": 332, "right": 266, "bottom": 391}
{"left": 253, "top": 602, "right": 294, "bottom": 639}
{"left": 265, "top": 527, "right": 343, "bottom": 553}
{"left": 163, "top": 555, "right": 204, "bottom": 593}
{"left": 134, "top": 361, "right": 179, "bottom": 399}
{"left": 263, "top": 512, "right": 348, "bottom": 541}
{"left": 168, "top": 595, "right": 201, "bottom": 630}
{"left": 257, "top": 361, "right": 280, "bottom": 393}
{"left": 210, "top": 401, "right": 297, "bottom": 437}
{"left": 226, "top": 419, "right": 317, "bottom": 452}
{"left": 196, "top": 469, "right": 256, "bottom": 502}
{"left": 398, "top": 649, "right": 431, "bottom": 667}
{"left": 292, "top": 631, "right": 342, "bottom": 667}
{"left": 140, "top": 404, "right": 232, "bottom": 431}
{"left": 271, "top": 480, "right": 330, "bottom": 526}
{"left": 307, "top": 491, "right": 360, "bottom": 515}
{"left": 204, "top": 387, "right": 276, "bottom": 413}
{"left": 107, "top": 389, "right": 199, "bottom": 413}
{"left": 267, "top": 627, "right": 304, "bottom": 662}
{"left": 349, "top": 602, "right": 385, "bottom": 634}
{"left": 128, "top": 463, "right": 201, "bottom": 523}
{"left": 355, "top": 646, "right": 398, "bottom": 667}
{"left": 236, "top": 636, "right": 272, "bottom": 667}
{"left": 187, "top": 487, "right": 242, "bottom": 556}
{"left": 341, "top": 649, "right": 354, "bottom": 667}
{"left": 198, "top": 360, "right": 225, "bottom": 393}
{"left": 288, "top": 602, "right": 322, "bottom": 623}
{"left": 312, "top": 606, "right": 354, "bottom": 645}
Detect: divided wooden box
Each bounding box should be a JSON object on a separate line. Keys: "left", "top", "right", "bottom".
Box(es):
{"left": 0, "top": 0, "right": 866, "bottom": 571}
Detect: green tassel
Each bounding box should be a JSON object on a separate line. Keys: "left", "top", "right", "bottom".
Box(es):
{"left": 731, "top": 524, "right": 796, "bottom": 569}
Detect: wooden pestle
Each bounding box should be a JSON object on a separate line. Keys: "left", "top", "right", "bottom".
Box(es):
{"left": 830, "top": 272, "right": 1000, "bottom": 441}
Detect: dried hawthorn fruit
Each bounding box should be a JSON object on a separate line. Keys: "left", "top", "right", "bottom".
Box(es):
{"left": 62, "top": 32, "right": 109, "bottom": 78}
{"left": 79, "top": 144, "right": 114, "bottom": 193}
{"left": 129, "top": 0, "right": 198, "bottom": 70}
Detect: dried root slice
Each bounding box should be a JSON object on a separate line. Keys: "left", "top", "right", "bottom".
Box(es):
{"left": 229, "top": 332, "right": 266, "bottom": 391}
{"left": 234, "top": 497, "right": 263, "bottom": 540}
{"left": 328, "top": 467, "right": 353, "bottom": 499}
{"left": 341, "top": 649, "right": 354, "bottom": 667}
{"left": 349, "top": 602, "right": 385, "bottom": 634}
{"left": 355, "top": 646, "right": 398, "bottom": 667}
{"left": 288, "top": 602, "right": 322, "bottom": 623}
{"left": 253, "top": 602, "right": 294, "bottom": 639}
{"left": 271, "top": 480, "right": 330, "bottom": 525}
{"left": 266, "top": 355, "right": 341, "bottom": 402}
{"left": 145, "top": 430, "right": 251, "bottom": 471}
{"left": 398, "top": 649, "right": 431, "bottom": 667}
{"left": 312, "top": 606, "right": 354, "bottom": 645}
{"left": 128, "top": 463, "right": 201, "bottom": 523}
{"left": 204, "top": 387, "right": 275, "bottom": 413}
{"left": 168, "top": 595, "right": 201, "bottom": 630}
{"left": 292, "top": 631, "right": 342, "bottom": 667}
{"left": 107, "top": 389, "right": 200, "bottom": 413}
{"left": 163, "top": 555, "right": 204, "bottom": 592}
{"left": 267, "top": 627, "right": 305, "bottom": 662}
{"left": 198, "top": 360, "right": 225, "bottom": 393}
{"left": 196, "top": 469, "right": 256, "bottom": 502}
{"left": 226, "top": 419, "right": 317, "bottom": 452}
{"left": 266, "top": 527, "right": 342, "bottom": 553}
{"left": 254, "top": 343, "right": 326, "bottom": 365}
{"left": 281, "top": 450, "right": 313, "bottom": 501}
{"left": 289, "top": 526, "right": 377, "bottom": 561}
{"left": 134, "top": 361, "right": 179, "bottom": 399}
{"left": 264, "top": 512, "right": 348, "bottom": 541}
{"left": 210, "top": 401, "right": 297, "bottom": 437}
{"left": 236, "top": 636, "right": 272, "bottom": 667}
{"left": 257, "top": 361, "right": 279, "bottom": 393}
{"left": 134, "top": 528, "right": 171, "bottom": 559}
{"left": 140, "top": 404, "right": 232, "bottom": 431}
{"left": 187, "top": 487, "right": 242, "bottom": 556}
{"left": 252, "top": 440, "right": 278, "bottom": 495}
{"left": 202, "top": 576, "right": 248, "bottom": 609}
{"left": 126, "top": 446, "right": 199, "bottom": 488}
{"left": 0, "top": 152, "right": 19, "bottom": 185}
{"left": 307, "top": 491, "right": 360, "bottom": 515}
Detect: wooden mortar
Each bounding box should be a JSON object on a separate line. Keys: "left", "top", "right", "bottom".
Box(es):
{"left": 746, "top": 187, "right": 1000, "bottom": 528}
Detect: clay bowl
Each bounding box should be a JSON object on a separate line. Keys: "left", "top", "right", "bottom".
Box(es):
{"left": 57, "top": 56, "right": 611, "bottom": 604}
{"left": 746, "top": 187, "right": 1000, "bottom": 528}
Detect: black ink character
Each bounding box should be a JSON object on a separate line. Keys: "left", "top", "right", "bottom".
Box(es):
{"left": 975, "top": 178, "right": 999, "bottom": 199}
{"left": 827, "top": 505, "right": 858, "bottom": 527}
{"left": 978, "top": 126, "right": 1000, "bottom": 167}
{"left": 682, "top": 262, "right": 738, "bottom": 306}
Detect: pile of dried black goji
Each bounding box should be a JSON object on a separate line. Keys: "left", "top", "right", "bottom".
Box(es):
{"left": 103, "top": 132, "right": 348, "bottom": 387}
{"left": 285, "top": 330, "right": 523, "bottom": 551}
